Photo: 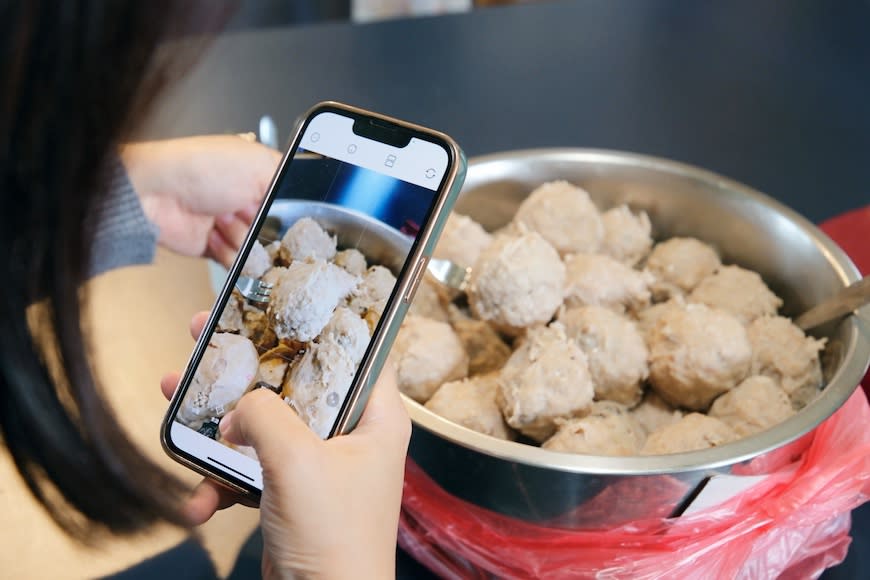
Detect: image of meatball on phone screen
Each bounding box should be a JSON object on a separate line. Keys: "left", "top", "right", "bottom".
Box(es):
{"left": 165, "top": 109, "right": 452, "bottom": 490}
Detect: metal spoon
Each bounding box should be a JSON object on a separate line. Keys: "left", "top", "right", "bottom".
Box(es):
{"left": 794, "top": 275, "right": 870, "bottom": 331}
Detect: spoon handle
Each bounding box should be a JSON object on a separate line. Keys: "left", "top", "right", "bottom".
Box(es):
{"left": 795, "top": 275, "right": 870, "bottom": 331}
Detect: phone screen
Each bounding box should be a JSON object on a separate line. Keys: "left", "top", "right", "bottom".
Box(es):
{"left": 165, "top": 108, "right": 453, "bottom": 490}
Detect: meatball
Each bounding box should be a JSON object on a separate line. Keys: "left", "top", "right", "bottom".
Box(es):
{"left": 645, "top": 237, "right": 720, "bottom": 300}
{"left": 641, "top": 413, "right": 737, "bottom": 455}
{"left": 469, "top": 231, "right": 565, "bottom": 334}
{"left": 321, "top": 307, "right": 371, "bottom": 365}
{"left": 647, "top": 304, "right": 751, "bottom": 410}
{"left": 267, "top": 261, "right": 358, "bottom": 342}
{"left": 450, "top": 315, "right": 512, "bottom": 376}
{"left": 600, "top": 205, "right": 653, "bottom": 267}
{"left": 747, "top": 316, "right": 826, "bottom": 409}
{"left": 434, "top": 213, "right": 492, "bottom": 267}
{"left": 513, "top": 180, "right": 603, "bottom": 255}
{"left": 179, "top": 333, "right": 259, "bottom": 430}
{"left": 496, "top": 323, "right": 594, "bottom": 442}
{"left": 425, "top": 374, "right": 514, "bottom": 440}
{"left": 559, "top": 306, "right": 648, "bottom": 406}
{"left": 279, "top": 217, "right": 337, "bottom": 263}
{"left": 284, "top": 337, "right": 356, "bottom": 438}
{"left": 563, "top": 253, "right": 652, "bottom": 314}
{"left": 390, "top": 315, "right": 469, "bottom": 403}
{"left": 347, "top": 265, "right": 397, "bottom": 319}
{"left": 542, "top": 401, "right": 645, "bottom": 456}
{"left": 241, "top": 240, "right": 271, "bottom": 279}
{"left": 634, "top": 298, "right": 685, "bottom": 343}
{"left": 217, "top": 292, "right": 245, "bottom": 333}
{"left": 334, "top": 248, "right": 368, "bottom": 276}
{"left": 689, "top": 265, "right": 783, "bottom": 324}
{"left": 408, "top": 277, "right": 449, "bottom": 322}
{"left": 630, "top": 391, "right": 683, "bottom": 437}
{"left": 709, "top": 376, "right": 795, "bottom": 437}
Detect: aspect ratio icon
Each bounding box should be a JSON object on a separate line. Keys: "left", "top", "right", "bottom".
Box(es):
{"left": 384, "top": 154, "right": 397, "bottom": 168}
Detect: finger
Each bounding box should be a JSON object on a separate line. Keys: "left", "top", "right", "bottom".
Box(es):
{"left": 220, "top": 389, "right": 320, "bottom": 465}
{"left": 182, "top": 479, "right": 241, "bottom": 526}
{"left": 238, "top": 201, "right": 261, "bottom": 224}
{"left": 161, "top": 372, "right": 181, "bottom": 400}
{"left": 207, "top": 229, "right": 238, "bottom": 269}
{"left": 190, "top": 311, "right": 210, "bottom": 340}
{"left": 213, "top": 212, "right": 251, "bottom": 252}
{"left": 350, "top": 365, "right": 411, "bottom": 449}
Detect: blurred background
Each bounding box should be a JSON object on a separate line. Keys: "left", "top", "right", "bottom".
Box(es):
{"left": 227, "top": 0, "right": 535, "bottom": 28}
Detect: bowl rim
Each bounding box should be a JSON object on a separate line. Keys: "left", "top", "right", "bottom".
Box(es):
{"left": 403, "top": 147, "right": 870, "bottom": 476}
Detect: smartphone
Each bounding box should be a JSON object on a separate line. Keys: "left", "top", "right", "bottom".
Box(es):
{"left": 161, "top": 102, "right": 466, "bottom": 499}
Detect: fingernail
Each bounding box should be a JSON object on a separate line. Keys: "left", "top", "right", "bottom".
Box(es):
{"left": 219, "top": 411, "right": 235, "bottom": 436}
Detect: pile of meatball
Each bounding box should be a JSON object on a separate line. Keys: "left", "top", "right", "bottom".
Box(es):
{"left": 396, "top": 181, "right": 827, "bottom": 456}
{"left": 179, "top": 217, "right": 395, "bottom": 443}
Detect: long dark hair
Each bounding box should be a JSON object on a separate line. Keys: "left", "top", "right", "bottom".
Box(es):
{"left": 0, "top": 2, "right": 226, "bottom": 541}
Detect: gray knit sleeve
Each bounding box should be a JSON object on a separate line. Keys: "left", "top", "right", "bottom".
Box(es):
{"left": 87, "top": 156, "right": 160, "bottom": 278}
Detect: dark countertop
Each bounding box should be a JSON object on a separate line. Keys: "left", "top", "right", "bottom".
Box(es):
{"left": 142, "top": 1, "right": 870, "bottom": 577}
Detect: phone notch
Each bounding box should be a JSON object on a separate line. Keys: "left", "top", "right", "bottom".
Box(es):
{"left": 352, "top": 117, "right": 412, "bottom": 148}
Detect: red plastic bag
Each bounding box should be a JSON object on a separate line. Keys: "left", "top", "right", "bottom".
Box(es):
{"left": 399, "top": 388, "right": 870, "bottom": 579}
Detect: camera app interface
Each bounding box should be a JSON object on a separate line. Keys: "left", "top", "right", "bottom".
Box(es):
{"left": 171, "top": 112, "right": 448, "bottom": 483}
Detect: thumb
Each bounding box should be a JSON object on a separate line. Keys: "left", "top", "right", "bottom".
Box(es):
{"left": 220, "top": 389, "right": 321, "bottom": 465}
{"left": 351, "top": 365, "right": 411, "bottom": 450}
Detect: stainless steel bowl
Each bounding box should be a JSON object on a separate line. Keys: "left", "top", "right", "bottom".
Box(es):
{"left": 403, "top": 149, "right": 870, "bottom": 528}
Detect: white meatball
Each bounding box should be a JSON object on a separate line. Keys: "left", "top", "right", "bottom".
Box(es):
{"left": 647, "top": 304, "right": 751, "bottom": 411}
{"left": 543, "top": 401, "right": 645, "bottom": 456}
{"left": 563, "top": 253, "right": 652, "bottom": 314}
{"left": 559, "top": 306, "right": 648, "bottom": 406}
{"left": 241, "top": 240, "right": 271, "bottom": 279}
{"left": 641, "top": 413, "right": 737, "bottom": 455}
{"left": 689, "top": 265, "right": 782, "bottom": 325}
{"left": 634, "top": 297, "right": 685, "bottom": 344}
{"left": 408, "top": 277, "right": 449, "bottom": 322}
{"left": 390, "top": 315, "right": 469, "bottom": 403}
{"left": 709, "top": 376, "right": 795, "bottom": 437}
{"left": 284, "top": 337, "right": 356, "bottom": 438}
{"left": 425, "top": 374, "right": 514, "bottom": 440}
{"left": 334, "top": 248, "right": 368, "bottom": 276}
{"left": 279, "top": 217, "right": 337, "bottom": 263}
{"left": 321, "top": 307, "right": 371, "bottom": 365}
{"left": 747, "top": 316, "right": 826, "bottom": 409}
{"left": 630, "top": 391, "right": 683, "bottom": 437}
{"left": 469, "top": 231, "right": 565, "bottom": 334}
{"left": 513, "top": 180, "right": 603, "bottom": 255}
{"left": 434, "top": 213, "right": 492, "bottom": 267}
{"left": 600, "top": 205, "right": 653, "bottom": 266}
{"left": 179, "top": 333, "right": 259, "bottom": 430}
{"left": 496, "top": 323, "right": 594, "bottom": 441}
{"left": 645, "top": 237, "right": 720, "bottom": 300}
{"left": 347, "top": 265, "right": 397, "bottom": 318}
{"left": 267, "top": 261, "right": 358, "bottom": 342}
{"left": 451, "top": 316, "right": 512, "bottom": 376}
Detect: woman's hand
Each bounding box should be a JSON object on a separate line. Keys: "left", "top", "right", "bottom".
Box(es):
{"left": 160, "top": 313, "right": 411, "bottom": 579}
{"left": 122, "top": 136, "right": 281, "bottom": 266}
